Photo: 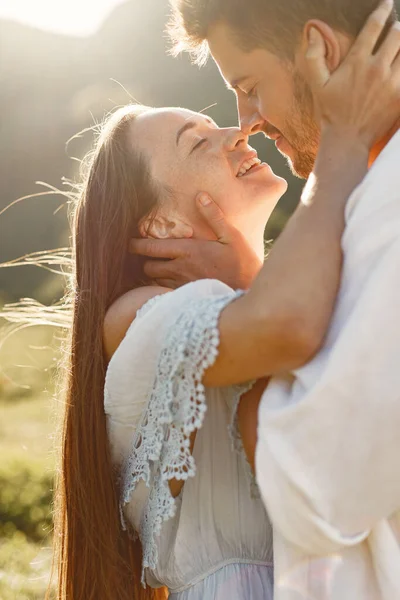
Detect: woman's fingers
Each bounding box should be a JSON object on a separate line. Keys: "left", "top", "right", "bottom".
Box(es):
{"left": 377, "top": 21, "right": 400, "bottom": 65}
{"left": 305, "top": 26, "right": 330, "bottom": 89}
{"left": 302, "top": 0, "right": 400, "bottom": 149}
{"left": 350, "top": 0, "right": 395, "bottom": 57}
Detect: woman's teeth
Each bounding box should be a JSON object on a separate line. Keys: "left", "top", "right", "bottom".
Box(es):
{"left": 237, "top": 157, "right": 262, "bottom": 177}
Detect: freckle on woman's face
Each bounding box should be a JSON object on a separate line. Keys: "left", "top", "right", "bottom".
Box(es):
{"left": 131, "top": 107, "right": 287, "bottom": 228}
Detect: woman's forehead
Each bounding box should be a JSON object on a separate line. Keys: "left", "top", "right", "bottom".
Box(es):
{"left": 130, "top": 108, "right": 218, "bottom": 156}
{"left": 135, "top": 107, "right": 216, "bottom": 133}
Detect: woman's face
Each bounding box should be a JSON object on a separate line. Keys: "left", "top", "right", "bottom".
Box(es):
{"left": 130, "top": 108, "right": 288, "bottom": 244}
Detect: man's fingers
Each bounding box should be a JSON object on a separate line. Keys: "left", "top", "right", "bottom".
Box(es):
{"left": 351, "top": 0, "right": 395, "bottom": 57}
{"left": 129, "top": 238, "right": 188, "bottom": 259}
{"left": 393, "top": 45, "right": 400, "bottom": 75}
{"left": 143, "top": 259, "right": 176, "bottom": 280}
{"left": 304, "top": 26, "right": 331, "bottom": 89}
{"left": 154, "top": 279, "right": 179, "bottom": 289}
{"left": 377, "top": 21, "right": 400, "bottom": 65}
{"left": 196, "top": 193, "right": 231, "bottom": 243}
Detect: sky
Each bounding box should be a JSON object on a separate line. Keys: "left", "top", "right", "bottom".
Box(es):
{"left": 0, "top": 0, "right": 126, "bottom": 36}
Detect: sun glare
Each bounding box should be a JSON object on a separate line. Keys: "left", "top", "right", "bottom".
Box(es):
{"left": 0, "top": 0, "right": 126, "bottom": 36}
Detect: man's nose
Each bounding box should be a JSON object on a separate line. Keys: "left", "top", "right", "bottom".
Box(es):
{"left": 237, "top": 95, "right": 265, "bottom": 136}
{"left": 240, "top": 111, "right": 265, "bottom": 136}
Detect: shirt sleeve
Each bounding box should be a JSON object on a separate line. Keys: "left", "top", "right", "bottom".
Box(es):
{"left": 256, "top": 236, "right": 400, "bottom": 556}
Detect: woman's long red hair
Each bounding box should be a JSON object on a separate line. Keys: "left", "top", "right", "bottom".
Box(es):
{"left": 49, "top": 105, "right": 167, "bottom": 600}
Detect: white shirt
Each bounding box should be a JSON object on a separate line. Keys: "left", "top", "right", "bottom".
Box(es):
{"left": 257, "top": 130, "right": 400, "bottom": 600}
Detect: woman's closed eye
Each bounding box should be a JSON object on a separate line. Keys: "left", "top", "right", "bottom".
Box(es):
{"left": 191, "top": 138, "right": 208, "bottom": 154}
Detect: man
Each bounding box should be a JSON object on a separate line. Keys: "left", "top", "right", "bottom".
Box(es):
{"left": 132, "top": 0, "right": 399, "bottom": 290}
{"left": 169, "top": 0, "right": 398, "bottom": 179}
{"left": 132, "top": 1, "right": 400, "bottom": 598}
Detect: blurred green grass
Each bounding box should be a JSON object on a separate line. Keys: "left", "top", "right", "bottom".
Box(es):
{"left": 0, "top": 324, "right": 60, "bottom": 599}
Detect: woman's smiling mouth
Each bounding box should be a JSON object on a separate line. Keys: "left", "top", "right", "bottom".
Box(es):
{"left": 237, "top": 156, "right": 262, "bottom": 177}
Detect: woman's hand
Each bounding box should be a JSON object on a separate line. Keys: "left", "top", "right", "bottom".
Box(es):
{"left": 305, "top": 0, "right": 400, "bottom": 150}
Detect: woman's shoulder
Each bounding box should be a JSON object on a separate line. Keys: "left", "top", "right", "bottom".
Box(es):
{"left": 103, "top": 279, "right": 235, "bottom": 360}
{"left": 103, "top": 286, "right": 171, "bottom": 360}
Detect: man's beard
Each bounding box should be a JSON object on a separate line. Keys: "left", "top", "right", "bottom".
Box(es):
{"left": 263, "top": 72, "right": 320, "bottom": 180}
{"left": 286, "top": 72, "right": 320, "bottom": 178}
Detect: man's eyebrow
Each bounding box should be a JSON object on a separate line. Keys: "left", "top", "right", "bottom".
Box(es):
{"left": 226, "top": 76, "right": 248, "bottom": 91}
{"left": 176, "top": 121, "right": 196, "bottom": 146}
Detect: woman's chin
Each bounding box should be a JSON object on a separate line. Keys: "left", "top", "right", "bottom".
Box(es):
{"left": 267, "top": 174, "right": 288, "bottom": 197}
{"left": 243, "top": 164, "right": 287, "bottom": 190}
{"left": 254, "top": 183, "right": 287, "bottom": 214}
{"left": 248, "top": 171, "right": 288, "bottom": 200}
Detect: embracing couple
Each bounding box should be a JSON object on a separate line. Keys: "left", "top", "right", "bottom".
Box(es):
{"left": 51, "top": 0, "right": 400, "bottom": 599}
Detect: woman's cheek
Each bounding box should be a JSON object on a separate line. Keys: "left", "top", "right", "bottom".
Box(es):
{"left": 216, "top": 184, "right": 244, "bottom": 217}
{"left": 190, "top": 159, "right": 239, "bottom": 207}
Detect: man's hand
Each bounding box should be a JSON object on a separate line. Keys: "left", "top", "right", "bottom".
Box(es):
{"left": 129, "top": 194, "right": 263, "bottom": 289}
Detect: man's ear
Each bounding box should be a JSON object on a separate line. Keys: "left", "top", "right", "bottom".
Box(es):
{"left": 297, "top": 19, "right": 351, "bottom": 75}
{"left": 139, "top": 213, "right": 193, "bottom": 240}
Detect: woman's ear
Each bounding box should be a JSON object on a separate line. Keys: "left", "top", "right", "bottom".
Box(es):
{"left": 297, "top": 19, "right": 349, "bottom": 75}
{"left": 139, "top": 213, "right": 193, "bottom": 240}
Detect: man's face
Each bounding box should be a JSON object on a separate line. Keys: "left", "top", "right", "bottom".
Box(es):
{"left": 208, "top": 23, "right": 321, "bottom": 179}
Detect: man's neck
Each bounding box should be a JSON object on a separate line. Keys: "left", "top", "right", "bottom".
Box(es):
{"left": 369, "top": 118, "right": 400, "bottom": 167}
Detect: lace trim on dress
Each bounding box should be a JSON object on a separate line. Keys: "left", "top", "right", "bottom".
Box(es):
{"left": 135, "top": 293, "right": 168, "bottom": 321}
{"left": 120, "top": 290, "right": 245, "bottom": 585}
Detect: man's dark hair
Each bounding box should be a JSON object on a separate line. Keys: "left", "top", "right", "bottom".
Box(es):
{"left": 168, "top": 0, "right": 397, "bottom": 64}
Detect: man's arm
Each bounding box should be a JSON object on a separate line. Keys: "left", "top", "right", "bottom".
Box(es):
{"left": 132, "top": 2, "right": 400, "bottom": 386}
{"left": 205, "top": 133, "right": 369, "bottom": 385}
{"left": 207, "top": 2, "right": 400, "bottom": 385}
{"left": 256, "top": 232, "right": 400, "bottom": 553}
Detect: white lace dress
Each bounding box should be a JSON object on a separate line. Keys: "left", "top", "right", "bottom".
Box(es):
{"left": 104, "top": 280, "right": 274, "bottom": 599}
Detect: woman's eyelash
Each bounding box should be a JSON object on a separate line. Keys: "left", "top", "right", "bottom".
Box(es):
{"left": 191, "top": 138, "right": 207, "bottom": 153}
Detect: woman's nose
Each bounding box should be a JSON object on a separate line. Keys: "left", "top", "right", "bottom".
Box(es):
{"left": 223, "top": 127, "right": 248, "bottom": 151}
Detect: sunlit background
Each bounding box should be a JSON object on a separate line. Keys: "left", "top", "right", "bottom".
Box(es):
{"left": 0, "top": 2, "right": 299, "bottom": 597}
{"left": 0, "top": 0, "right": 298, "bottom": 305}
{"left": 0, "top": 0, "right": 126, "bottom": 36}
{"left": 1, "top": 1, "right": 398, "bottom": 598}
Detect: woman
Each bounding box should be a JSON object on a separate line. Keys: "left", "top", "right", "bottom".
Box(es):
{"left": 50, "top": 12, "right": 400, "bottom": 600}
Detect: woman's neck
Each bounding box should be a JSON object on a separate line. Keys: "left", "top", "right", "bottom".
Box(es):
{"left": 242, "top": 223, "right": 269, "bottom": 264}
